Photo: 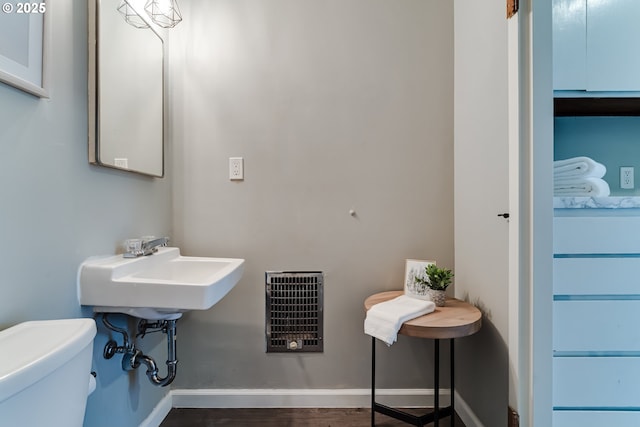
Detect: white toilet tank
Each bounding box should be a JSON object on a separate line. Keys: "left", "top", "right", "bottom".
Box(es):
{"left": 0, "top": 318, "right": 97, "bottom": 427}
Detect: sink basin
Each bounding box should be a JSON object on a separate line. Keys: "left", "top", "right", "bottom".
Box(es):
{"left": 78, "top": 247, "right": 244, "bottom": 320}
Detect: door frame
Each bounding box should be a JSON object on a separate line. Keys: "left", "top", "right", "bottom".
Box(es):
{"left": 509, "top": 1, "right": 554, "bottom": 426}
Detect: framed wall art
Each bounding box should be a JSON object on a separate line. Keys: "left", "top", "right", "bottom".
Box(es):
{"left": 0, "top": 1, "right": 49, "bottom": 97}
{"left": 404, "top": 259, "right": 435, "bottom": 300}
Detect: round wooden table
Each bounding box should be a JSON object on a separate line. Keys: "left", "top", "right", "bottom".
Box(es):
{"left": 365, "top": 291, "right": 482, "bottom": 427}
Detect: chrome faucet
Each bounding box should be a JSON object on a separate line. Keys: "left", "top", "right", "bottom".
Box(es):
{"left": 124, "top": 236, "right": 169, "bottom": 258}
{"left": 142, "top": 236, "right": 169, "bottom": 254}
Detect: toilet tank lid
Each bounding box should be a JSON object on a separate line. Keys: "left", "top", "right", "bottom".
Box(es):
{"left": 0, "top": 318, "right": 96, "bottom": 403}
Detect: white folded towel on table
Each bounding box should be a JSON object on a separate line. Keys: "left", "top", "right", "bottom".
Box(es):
{"left": 554, "top": 176, "right": 611, "bottom": 197}
{"left": 364, "top": 295, "right": 435, "bottom": 346}
{"left": 554, "top": 157, "right": 606, "bottom": 179}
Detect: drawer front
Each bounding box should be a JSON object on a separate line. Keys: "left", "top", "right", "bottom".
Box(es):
{"left": 554, "top": 216, "right": 640, "bottom": 417}
{"left": 554, "top": 411, "right": 640, "bottom": 427}
{"left": 553, "top": 300, "right": 640, "bottom": 352}
{"left": 554, "top": 217, "right": 640, "bottom": 254}
{"left": 554, "top": 357, "right": 640, "bottom": 407}
{"left": 554, "top": 257, "right": 640, "bottom": 295}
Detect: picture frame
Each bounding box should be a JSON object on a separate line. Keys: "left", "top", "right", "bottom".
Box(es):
{"left": 404, "top": 259, "right": 436, "bottom": 300}
{"left": 0, "top": 1, "right": 50, "bottom": 98}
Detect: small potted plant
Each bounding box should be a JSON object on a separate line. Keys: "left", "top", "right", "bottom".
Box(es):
{"left": 414, "top": 264, "right": 453, "bottom": 307}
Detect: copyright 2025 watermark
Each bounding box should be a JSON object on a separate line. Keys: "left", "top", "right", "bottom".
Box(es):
{"left": 2, "top": 2, "right": 46, "bottom": 14}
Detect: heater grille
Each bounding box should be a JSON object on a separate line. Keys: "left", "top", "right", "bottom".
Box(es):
{"left": 265, "top": 271, "right": 324, "bottom": 353}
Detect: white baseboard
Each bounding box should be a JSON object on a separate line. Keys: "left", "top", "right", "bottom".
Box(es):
{"left": 171, "top": 388, "right": 451, "bottom": 409}
{"left": 454, "top": 391, "right": 484, "bottom": 427}
{"left": 139, "top": 392, "right": 172, "bottom": 427}
{"left": 144, "top": 388, "right": 483, "bottom": 427}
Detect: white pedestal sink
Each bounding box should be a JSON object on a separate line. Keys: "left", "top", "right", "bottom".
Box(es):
{"left": 78, "top": 247, "right": 244, "bottom": 320}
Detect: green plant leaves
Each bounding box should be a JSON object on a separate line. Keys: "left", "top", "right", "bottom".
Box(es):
{"left": 414, "top": 264, "right": 453, "bottom": 291}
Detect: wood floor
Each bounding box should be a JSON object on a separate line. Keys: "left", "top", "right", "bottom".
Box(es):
{"left": 160, "top": 408, "right": 466, "bottom": 427}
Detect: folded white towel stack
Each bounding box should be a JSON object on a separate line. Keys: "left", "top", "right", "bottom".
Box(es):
{"left": 364, "top": 295, "right": 435, "bottom": 346}
{"left": 553, "top": 156, "right": 610, "bottom": 197}
{"left": 554, "top": 156, "right": 606, "bottom": 179}
{"left": 554, "top": 177, "right": 611, "bottom": 196}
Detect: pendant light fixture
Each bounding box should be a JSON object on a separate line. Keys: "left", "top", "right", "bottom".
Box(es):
{"left": 117, "top": 0, "right": 182, "bottom": 30}
{"left": 117, "top": 0, "right": 150, "bottom": 29}
{"left": 145, "top": 0, "right": 182, "bottom": 28}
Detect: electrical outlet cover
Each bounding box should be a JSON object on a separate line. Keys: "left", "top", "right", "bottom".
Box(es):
{"left": 229, "top": 157, "right": 244, "bottom": 180}
{"left": 621, "top": 166, "right": 634, "bottom": 189}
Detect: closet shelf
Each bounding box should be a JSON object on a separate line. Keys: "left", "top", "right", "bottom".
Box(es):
{"left": 554, "top": 98, "right": 640, "bottom": 116}
{"left": 554, "top": 196, "right": 640, "bottom": 209}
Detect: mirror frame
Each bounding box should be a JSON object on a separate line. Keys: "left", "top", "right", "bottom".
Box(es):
{"left": 87, "top": 0, "right": 165, "bottom": 178}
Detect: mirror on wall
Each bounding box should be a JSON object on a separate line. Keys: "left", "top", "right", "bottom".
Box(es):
{"left": 88, "top": 0, "right": 164, "bottom": 177}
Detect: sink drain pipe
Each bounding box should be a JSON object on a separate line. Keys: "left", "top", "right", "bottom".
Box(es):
{"left": 101, "top": 314, "right": 178, "bottom": 387}
{"left": 136, "top": 319, "right": 177, "bottom": 387}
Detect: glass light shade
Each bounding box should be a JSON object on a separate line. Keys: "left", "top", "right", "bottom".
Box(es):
{"left": 117, "top": 0, "right": 149, "bottom": 29}
{"left": 144, "top": 0, "right": 182, "bottom": 28}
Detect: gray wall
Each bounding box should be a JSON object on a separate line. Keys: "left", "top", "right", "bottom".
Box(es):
{"left": 169, "top": 0, "right": 454, "bottom": 391}
{"left": 0, "top": 1, "right": 171, "bottom": 426}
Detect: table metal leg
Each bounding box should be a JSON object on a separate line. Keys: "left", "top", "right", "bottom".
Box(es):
{"left": 451, "top": 338, "right": 455, "bottom": 427}
{"left": 371, "top": 337, "right": 375, "bottom": 427}
{"left": 434, "top": 339, "right": 440, "bottom": 427}
{"left": 370, "top": 336, "right": 453, "bottom": 427}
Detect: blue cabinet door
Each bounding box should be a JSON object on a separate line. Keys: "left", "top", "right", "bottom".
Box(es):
{"left": 587, "top": 0, "right": 640, "bottom": 91}
{"left": 553, "top": 0, "right": 586, "bottom": 90}
{"left": 553, "top": 0, "right": 640, "bottom": 92}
